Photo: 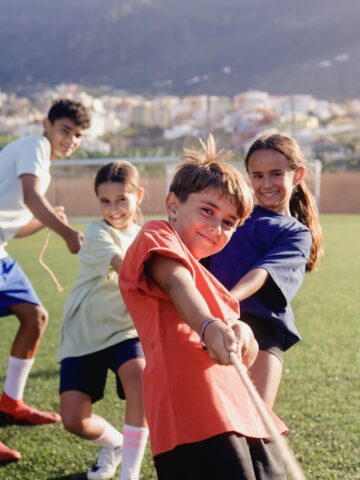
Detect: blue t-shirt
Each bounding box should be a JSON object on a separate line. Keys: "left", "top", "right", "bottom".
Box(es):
{"left": 206, "top": 205, "right": 312, "bottom": 350}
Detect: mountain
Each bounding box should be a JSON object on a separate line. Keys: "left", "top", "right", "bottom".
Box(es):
{"left": 1, "top": 0, "right": 360, "bottom": 99}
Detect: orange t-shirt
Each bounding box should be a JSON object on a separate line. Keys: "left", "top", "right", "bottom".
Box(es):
{"left": 119, "top": 220, "right": 287, "bottom": 456}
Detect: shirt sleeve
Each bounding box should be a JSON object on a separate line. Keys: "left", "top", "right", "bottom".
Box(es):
{"left": 16, "top": 136, "right": 51, "bottom": 178}
{"left": 120, "top": 222, "right": 195, "bottom": 300}
{"left": 253, "top": 228, "right": 312, "bottom": 308}
{"left": 80, "top": 222, "right": 123, "bottom": 277}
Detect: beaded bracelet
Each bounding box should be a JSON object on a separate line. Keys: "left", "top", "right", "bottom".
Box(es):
{"left": 200, "top": 318, "right": 218, "bottom": 350}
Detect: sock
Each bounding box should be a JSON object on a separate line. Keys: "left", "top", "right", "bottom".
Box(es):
{"left": 3, "top": 356, "right": 35, "bottom": 400}
{"left": 92, "top": 419, "right": 123, "bottom": 449}
{"left": 119, "top": 424, "right": 149, "bottom": 480}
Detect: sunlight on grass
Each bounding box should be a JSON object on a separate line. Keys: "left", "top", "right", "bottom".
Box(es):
{"left": 1, "top": 214, "right": 359, "bottom": 479}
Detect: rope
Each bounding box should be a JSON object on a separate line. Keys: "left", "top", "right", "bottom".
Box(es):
{"left": 229, "top": 352, "right": 306, "bottom": 480}
{"left": 38, "top": 230, "right": 64, "bottom": 293}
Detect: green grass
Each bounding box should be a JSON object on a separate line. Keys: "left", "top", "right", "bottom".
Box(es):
{"left": 1, "top": 214, "right": 359, "bottom": 479}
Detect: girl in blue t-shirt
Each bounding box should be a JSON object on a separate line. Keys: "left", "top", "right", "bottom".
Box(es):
{"left": 206, "top": 133, "right": 323, "bottom": 407}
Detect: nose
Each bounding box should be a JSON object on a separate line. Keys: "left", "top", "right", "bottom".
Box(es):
{"left": 209, "top": 218, "right": 222, "bottom": 235}
{"left": 262, "top": 175, "right": 272, "bottom": 188}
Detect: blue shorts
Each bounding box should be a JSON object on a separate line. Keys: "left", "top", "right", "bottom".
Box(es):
{"left": 241, "top": 313, "right": 285, "bottom": 364}
{"left": 59, "top": 338, "right": 144, "bottom": 403}
{"left": 0, "top": 256, "right": 42, "bottom": 317}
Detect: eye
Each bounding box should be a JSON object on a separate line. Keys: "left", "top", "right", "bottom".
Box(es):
{"left": 201, "top": 207, "right": 213, "bottom": 216}
{"left": 223, "top": 219, "right": 235, "bottom": 229}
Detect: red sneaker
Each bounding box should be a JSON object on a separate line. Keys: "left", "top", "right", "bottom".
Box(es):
{"left": 0, "top": 441, "right": 21, "bottom": 463}
{"left": 0, "top": 392, "right": 61, "bottom": 425}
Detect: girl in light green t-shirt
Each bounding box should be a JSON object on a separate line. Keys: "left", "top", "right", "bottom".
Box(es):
{"left": 59, "top": 161, "right": 148, "bottom": 480}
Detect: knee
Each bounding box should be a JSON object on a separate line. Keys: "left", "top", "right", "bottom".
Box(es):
{"left": 30, "top": 306, "right": 49, "bottom": 336}
{"left": 61, "top": 412, "right": 87, "bottom": 436}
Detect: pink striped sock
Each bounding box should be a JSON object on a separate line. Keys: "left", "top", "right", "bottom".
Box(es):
{"left": 119, "top": 424, "right": 148, "bottom": 480}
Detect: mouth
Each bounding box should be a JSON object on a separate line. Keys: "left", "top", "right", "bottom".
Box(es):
{"left": 197, "top": 232, "right": 218, "bottom": 246}
{"left": 261, "top": 191, "right": 278, "bottom": 198}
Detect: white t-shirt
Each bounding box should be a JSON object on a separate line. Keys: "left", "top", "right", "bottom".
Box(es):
{"left": 0, "top": 135, "right": 51, "bottom": 258}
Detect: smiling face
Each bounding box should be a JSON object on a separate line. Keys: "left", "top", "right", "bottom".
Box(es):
{"left": 247, "top": 148, "right": 305, "bottom": 215}
{"left": 43, "top": 117, "right": 85, "bottom": 159}
{"left": 166, "top": 188, "right": 238, "bottom": 260}
{"left": 97, "top": 181, "right": 144, "bottom": 230}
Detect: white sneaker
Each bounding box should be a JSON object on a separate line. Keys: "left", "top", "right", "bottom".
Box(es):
{"left": 87, "top": 446, "right": 122, "bottom": 480}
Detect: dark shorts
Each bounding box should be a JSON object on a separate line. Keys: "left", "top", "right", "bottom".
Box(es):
{"left": 241, "top": 313, "right": 285, "bottom": 364}
{"left": 0, "top": 256, "right": 42, "bottom": 317}
{"left": 154, "top": 432, "right": 286, "bottom": 480}
{"left": 59, "top": 338, "right": 144, "bottom": 403}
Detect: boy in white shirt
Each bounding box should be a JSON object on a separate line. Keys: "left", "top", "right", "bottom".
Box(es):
{"left": 0, "top": 99, "right": 91, "bottom": 463}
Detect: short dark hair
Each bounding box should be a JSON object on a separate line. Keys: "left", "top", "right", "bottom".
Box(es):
{"left": 47, "top": 99, "right": 91, "bottom": 129}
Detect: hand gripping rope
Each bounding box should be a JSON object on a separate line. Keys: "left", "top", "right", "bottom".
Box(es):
{"left": 229, "top": 352, "right": 307, "bottom": 480}
{"left": 38, "top": 230, "right": 64, "bottom": 293}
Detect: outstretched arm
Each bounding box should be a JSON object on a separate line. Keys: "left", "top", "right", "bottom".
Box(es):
{"left": 21, "top": 174, "right": 83, "bottom": 253}
{"left": 230, "top": 267, "right": 269, "bottom": 302}
{"left": 15, "top": 206, "right": 68, "bottom": 238}
{"left": 146, "top": 253, "right": 258, "bottom": 367}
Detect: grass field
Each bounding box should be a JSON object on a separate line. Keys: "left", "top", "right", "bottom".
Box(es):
{"left": 1, "top": 214, "right": 359, "bottom": 479}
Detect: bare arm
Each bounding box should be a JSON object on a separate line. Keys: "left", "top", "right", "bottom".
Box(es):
{"left": 21, "top": 174, "right": 83, "bottom": 253}
{"left": 146, "top": 254, "right": 258, "bottom": 367}
{"left": 15, "top": 218, "right": 44, "bottom": 238}
{"left": 110, "top": 253, "right": 124, "bottom": 273}
{"left": 230, "top": 267, "right": 269, "bottom": 302}
{"left": 15, "top": 206, "right": 68, "bottom": 238}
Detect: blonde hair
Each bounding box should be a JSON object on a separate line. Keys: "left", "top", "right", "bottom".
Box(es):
{"left": 245, "top": 134, "right": 323, "bottom": 271}
{"left": 170, "top": 134, "right": 253, "bottom": 224}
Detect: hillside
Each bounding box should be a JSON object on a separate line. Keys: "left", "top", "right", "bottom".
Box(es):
{"left": 1, "top": 0, "right": 360, "bottom": 99}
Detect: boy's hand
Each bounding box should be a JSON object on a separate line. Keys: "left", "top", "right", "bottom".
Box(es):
{"left": 203, "top": 319, "right": 239, "bottom": 365}
{"left": 203, "top": 319, "right": 258, "bottom": 368}
{"left": 230, "top": 320, "right": 258, "bottom": 369}
{"left": 64, "top": 228, "right": 83, "bottom": 253}
{"left": 53, "top": 206, "right": 68, "bottom": 225}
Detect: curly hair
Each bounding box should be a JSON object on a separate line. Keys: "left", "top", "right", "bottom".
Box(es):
{"left": 47, "top": 99, "right": 91, "bottom": 129}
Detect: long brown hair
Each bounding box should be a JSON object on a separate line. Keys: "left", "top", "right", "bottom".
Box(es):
{"left": 245, "top": 134, "right": 323, "bottom": 271}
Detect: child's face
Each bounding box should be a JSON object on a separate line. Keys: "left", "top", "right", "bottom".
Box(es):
{"left": 43, "top": 118, "right": 85, "bottom": 159}
{"left": 247, "top": 148, "right": 305, "bottom": 215}
{"left": 166, "top": 188, "right": 238, "bottom": 259}
{"left": 97, "top": 181, "right": 143, "bottom": 230}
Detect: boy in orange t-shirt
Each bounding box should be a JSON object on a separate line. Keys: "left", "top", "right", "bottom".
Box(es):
{"left": 120, "top": 135, "right": 287, "bottom": 479}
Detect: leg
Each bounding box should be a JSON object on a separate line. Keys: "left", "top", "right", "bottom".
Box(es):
{"left": 60, "top": 390, "right": 101, "bottom": 440}
{"left": 118, "top": 358, "right": 146, "bottom": 428}
{"left": 117, "top": 356, "right": 148, "bottom": 480}
{"left": 247, "top": 351, "right": 283, "bottom": 408}
{"left": 0, "top": 303, "right": 60, "bottom": 424}
{"left": 8, "top": 302, "right": 49, "bottom": 359}
{"left": 60, "top": 355, "right": 123, "bottom": 480}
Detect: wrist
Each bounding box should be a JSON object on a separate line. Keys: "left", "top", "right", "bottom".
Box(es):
{"left": 200, "top": 318, "right": 219, "bottom": 350}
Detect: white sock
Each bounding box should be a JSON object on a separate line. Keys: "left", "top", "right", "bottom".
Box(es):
{"left": 92, "top": 420, "right": 123, "bottom": 449}
{"left": 119, "top": 424, "right": 149, "bottom": 480}
{"left": 3, "top": 356, "right": 35, "bottom": 400}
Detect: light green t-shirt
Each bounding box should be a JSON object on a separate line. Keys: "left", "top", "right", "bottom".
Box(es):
{"left": 58, "top": 219, "right": 140, "bottom": 361}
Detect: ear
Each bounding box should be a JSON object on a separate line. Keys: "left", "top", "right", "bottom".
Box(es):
{"left": 293, "top": 166, "right": 306, "bottom": 185}
{"left": 137, "top": 187, "right": 145, "bottom": 205}
{"left": 165, "top": 192, "right": 179, "bottom": 220}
